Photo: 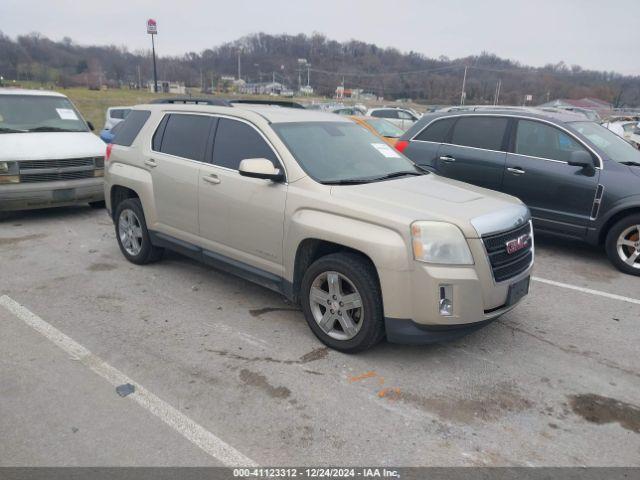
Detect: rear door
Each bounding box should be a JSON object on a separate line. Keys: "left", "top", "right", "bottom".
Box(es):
{"left": 198, "top": 117, "right": 287, "bottom": 275}
{"left": 403, "top": 116, "right": 456, "bottom": 170}
{"left": 436, "top": 116, "right": 509, "bottom": 190}
{"left": 503, "top": 118, "right": 600, "bottom": 237}
{"left": 149, "top": 113, "right": 213, "bottom": 237}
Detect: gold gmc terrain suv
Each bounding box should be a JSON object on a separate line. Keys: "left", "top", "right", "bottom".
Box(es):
{"left": 104, "top": 103, "right": 534, "bottom": 352}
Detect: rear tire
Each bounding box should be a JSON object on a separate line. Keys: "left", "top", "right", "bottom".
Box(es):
{"left": 300, "top": 253, "right": 385, "bottom": 353}
{"left": 114, "top": 198, "right": 163, "bottom": 265}
{"left": 605, "top": 214, "right": 640, "bottom": 276}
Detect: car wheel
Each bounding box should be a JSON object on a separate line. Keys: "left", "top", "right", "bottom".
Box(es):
{"left": 605, "top": 214, "right": 640, "bottom": 276}
{"left": 89, "top": 201, "right": 106, "bottom": 209}
{"left": 114, "top": 198, "right": 163, "bottom": 265}
{"left": 300, "top": 253, "right": 385, "bottom": 353}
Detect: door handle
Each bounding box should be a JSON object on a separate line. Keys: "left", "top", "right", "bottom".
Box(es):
{"left": 202, "top": 174, "right": 221, "bottom": 185}
{"left": 144, "top": 159, "right": 157, "bottom": 168}
{"left": 439, "top": 155, "right": 456, "bottom": 163}
{"left": 507, "top": 167, "right": 526, "bottom": 175}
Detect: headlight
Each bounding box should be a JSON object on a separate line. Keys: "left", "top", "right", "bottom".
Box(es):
{"left": 411, "top": 221, "right": 474, "bottom": 265}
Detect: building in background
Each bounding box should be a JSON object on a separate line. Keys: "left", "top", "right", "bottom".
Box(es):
{"left": 147, "top": 80, "right": 186, "bottom": 94}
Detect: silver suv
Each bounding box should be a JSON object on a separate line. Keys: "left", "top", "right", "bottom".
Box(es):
{"left": 104, "top": 104, "right": 533, "bottom": 352}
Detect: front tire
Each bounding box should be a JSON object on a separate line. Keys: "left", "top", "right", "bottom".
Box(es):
{"left": 605, "top": 214, "right": 640, "bottom": 276}
{"left": 114, "top": 198, "right": 163, "bottom": 265}
{"left": 300, "top": 253, "right": 385, "bottom": 353}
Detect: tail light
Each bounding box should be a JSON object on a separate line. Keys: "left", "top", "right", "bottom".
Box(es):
{"left": 395, "top": 140, "right": 409, "bottom": 153}
{"left": 105, "top": 143, "right": 113, "bottom": 162}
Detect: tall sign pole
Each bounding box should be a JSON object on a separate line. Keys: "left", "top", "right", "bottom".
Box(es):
{"left": 147, "top": 19, "right": 158, "bottom": 93}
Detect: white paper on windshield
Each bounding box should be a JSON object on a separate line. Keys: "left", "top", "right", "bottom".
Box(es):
{"left": 56, "top": 108, "right": 79, "bottom": 120}
{"left": 372, "top": 142, "right": 401, "bottom": 158}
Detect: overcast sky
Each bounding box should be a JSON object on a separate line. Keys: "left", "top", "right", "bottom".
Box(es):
{"left": 2, "top": 0, "right": 639, "bottom": 75}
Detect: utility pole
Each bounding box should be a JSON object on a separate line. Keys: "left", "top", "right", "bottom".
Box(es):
{"left": 147, "top": 19, "right": 158, "bottom": 93}
{"left": 460, "top": 66, "right": 467, "bottom": 106}
{"left": 237, "top": 48, "right": 242, "bottom": 81}
{"left": 494, "top": 78, "right": 502, "bottom": 105}
{"left": 307, "top": 63, "right": 311, "bottom": 87}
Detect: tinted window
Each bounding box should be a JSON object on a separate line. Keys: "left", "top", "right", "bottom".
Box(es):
{"left": 212, "top": 118, "right": 278, "bottom": 170}
{"left": 110, "top": 109, "right": 131, "bottom": 120}
{"left": 516, "top": 120, "right": 588, "bottom": 162}
{"left": 152, "top": 115, "right": 169, "bottom": 151}
{"left": 112, "top": 110, "right": 151, "bottom": 146}
{"left": 371, "top": 110, "right": 399, "bottom": 119}
{"left": 415, "top": 117, "right": 455, "bottom": 142}
{"left": 159, "top": 114, "right": 212, "bottom": 161}
{"left": 450, "top": 116, "right": 509, "bottom": 151}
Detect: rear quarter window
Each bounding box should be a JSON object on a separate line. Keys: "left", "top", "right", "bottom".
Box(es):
{"left": 112, "top": 110, "right": 151, "bottom": 146}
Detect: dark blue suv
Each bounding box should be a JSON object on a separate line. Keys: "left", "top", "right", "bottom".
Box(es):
{"left": 397, "top": 109, "right": 640, "bottom": 276}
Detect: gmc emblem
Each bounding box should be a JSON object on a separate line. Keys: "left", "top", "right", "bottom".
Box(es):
{"left": 506, "top": 234, "right": 529, "bottom": 254}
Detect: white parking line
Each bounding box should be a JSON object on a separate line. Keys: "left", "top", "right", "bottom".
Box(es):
{"left": 532, "top": 276, "right": 640, "bottom": 306}
{"left": 0, "top": 294, "right": 257, "bottom": 467}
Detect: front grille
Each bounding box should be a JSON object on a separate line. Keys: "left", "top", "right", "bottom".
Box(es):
{"left": 20, "top": 170, "right": 95, "bottom": 183}
{"left": 18, "top": 157, "right": 96, "bottom": 170}
{"left": 17, "top": 157, "right": 100, "bottom": 183}
{"left": 482, "top": 222, "right": 533, "bottom": 282}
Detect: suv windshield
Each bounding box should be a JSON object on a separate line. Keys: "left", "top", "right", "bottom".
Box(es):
{"left": 364, "top": 118, "right": 404, "bottom": 138}
{"left": 571, "top": 121, "right": 640, "bottom": 165}
{"left": 273, "top": 121, "right": 421, "bottom": 184}
{"left": 0, "top": 95, "right": 88, "bottom": 133}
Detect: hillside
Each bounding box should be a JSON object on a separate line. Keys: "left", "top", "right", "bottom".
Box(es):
{"left": 1, "top": 31, "right": 638, "bottom": 106}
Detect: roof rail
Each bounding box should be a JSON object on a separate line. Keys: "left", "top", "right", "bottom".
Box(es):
{"left": 229, "top": 99, "right": 305, "bottom": 109}
{"left": 150, "top": 97, "right": 231, "bottom": 106}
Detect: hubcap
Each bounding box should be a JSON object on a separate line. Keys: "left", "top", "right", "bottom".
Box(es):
{"left": 616, "top": 224, "right": 640, "bottom": 269}
{"left": 309, "top": 271, "right": 364, "bottom": 341}
{"left": 118, "top": 209, "right": 143, "bottom": 256}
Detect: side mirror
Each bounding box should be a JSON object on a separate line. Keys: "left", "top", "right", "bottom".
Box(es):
{"left": 87, "top": 121, "right": 95, "bottom": 131}
{"left": 238, "top": 158, "right": 284, "bottom": 182}
{"left": 568, "top": 150, "right": 596, "bottom": 175}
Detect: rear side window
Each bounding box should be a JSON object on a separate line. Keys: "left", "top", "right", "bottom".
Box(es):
{"left": 515, "top": 119, "right": 588, "bottom": 162}
{"left": 112, "top": 110, "right": 151, "bottom": 146}
{"left": 415, "top": 117, "right": 455, "bottom": 142}
{"left": 212, "top": 118, "right": 278, "bottom": 170}
{"left": 110, "top": 109, "right": 131, "bottom": 120}
{"left": 450, "top": 116, "right": 509, "bottom": 151}
{"left": 371, "top": 110, "right": 399, "bottom": 119}
{"left": 158, "top": 114, "right": 212, "bottom": 161}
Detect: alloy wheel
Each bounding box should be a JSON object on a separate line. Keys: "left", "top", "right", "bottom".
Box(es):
{"left": 616, "top": 224, "right": 640, "bottom": 269}
{"left": 118, "top": 208, "right": 143, "bottom": 256}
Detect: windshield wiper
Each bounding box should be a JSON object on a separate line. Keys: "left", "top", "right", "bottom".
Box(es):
{"left": 0, "top": 127, "right": 27, "bottom": 133}
{"left": 369, "top": 170, "right": 424, "bottom": 181}
{"left": 323, "top": 178, "right": 372, "bottom": 185}
{"left": 27, "top": 126, "right": 83, "bottom": 133}
{"left": 620, "top": 161, "right": 640, "bottom": 167}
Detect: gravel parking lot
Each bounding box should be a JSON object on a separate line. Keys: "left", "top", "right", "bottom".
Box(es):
{"left": 0, "top": 206, "right": 639, "bottom": 467}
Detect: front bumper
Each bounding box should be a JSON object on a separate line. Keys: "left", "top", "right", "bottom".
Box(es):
{"left": 385, "top": 316, "right": 499, "bottom": 344}
{"left": 0, "top": 178, "right": 104, "bottom": 211}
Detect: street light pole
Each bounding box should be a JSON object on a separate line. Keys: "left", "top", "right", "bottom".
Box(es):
{"left": 147, "top": 19, "right": 158, "bottom": 93}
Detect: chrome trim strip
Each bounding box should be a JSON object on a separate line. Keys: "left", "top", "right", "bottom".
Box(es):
{"left": 470, "top": 204, "right": 531, "bottom": 237}
{"left": 410, "top": 113, "right": 604, "bottom": 170}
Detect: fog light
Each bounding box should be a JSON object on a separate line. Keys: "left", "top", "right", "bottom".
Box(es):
{"left": 439, "top": 284, "right": 453, "bottom": 316}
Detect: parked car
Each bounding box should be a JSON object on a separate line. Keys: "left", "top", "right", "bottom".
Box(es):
{"left": 348, "top": 115, "right": 404, "bottom": 146}
{"left": 104, "top": 106, "right": 131, "bottom": 131}
{"left": 398, "top": 110, "right": 640, "bottom": 275}
{"left": 603, "top": 119, "right": 640, "bottom": 149}
{"left": 332, "top": 106, "right": 365, "bottom": 116}
{"left": 99, "top": 121, "right": 124, "bottom": 144}
{"left": 366, "top": 107, "right": 420, "bottom": 131}
{"left": 105, "top": 104, "right": 533, "bottom": 352}
{"left": 0, "top": 88, "right": 106, "bottom": 212}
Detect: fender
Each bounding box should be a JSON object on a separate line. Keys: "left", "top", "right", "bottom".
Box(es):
{"left": 284, "top": 208, "right": 411, "bottom": 281}
{"left": 107, "top": 162, "right": 157, "bottom": 227}
{"left": 589, "top": 194, "right": 640, "bottom": 244}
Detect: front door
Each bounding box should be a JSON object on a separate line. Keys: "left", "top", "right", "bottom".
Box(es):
{"left": 198, "top": 117, "right": 287, "bottom": 276}
{"left": 502, "top": 119, "right": 600, "bottom": 238}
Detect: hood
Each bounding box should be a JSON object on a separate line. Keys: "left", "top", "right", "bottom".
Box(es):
{"left": 330, "top": 174, "right": 530, "bottom": 238}
{"left": 0, "top": 132, "right": 105, "bottom": 161}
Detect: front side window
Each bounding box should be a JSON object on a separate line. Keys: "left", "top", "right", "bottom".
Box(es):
{"left": 212, "top": 118, "right": 278, "bottom": 170}
{"left": 414, "top": 117, "right": 455, "bottom": 142}
{"left": 450, "top": 116, "right": 508, "bottom": 151}
{"left": 398, "top": 110, "right": 416, "bottom": 120}
{"left": 516, "top": 119, "right": 588, "bottom": 162}
{"left": 158, "top": 114, "right": 212, "bottom": 161}
{"left": 571, "top": 121, "right": 640, "bottom": 165}
{"left": 0, "top": 95, "right": 88, "bottom": 133}
{"left": 273, "top": 121, "right": 420, "bottom": 184}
